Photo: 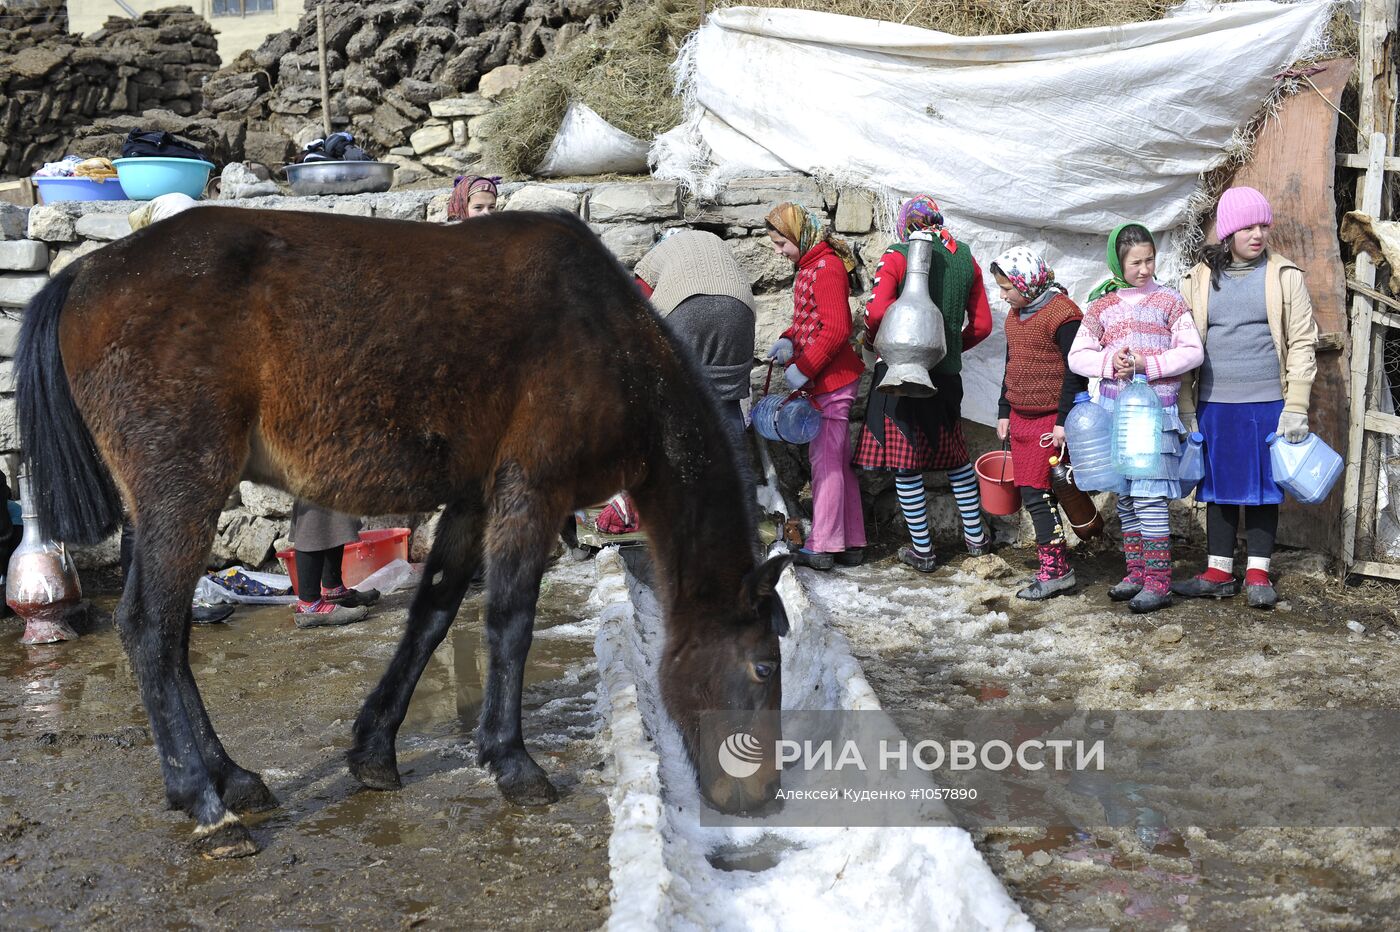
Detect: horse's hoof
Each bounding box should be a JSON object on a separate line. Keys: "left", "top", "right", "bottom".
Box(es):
{"left": 193, "top": 816, "right": 258, "bottom": 860}
{"left": 222, "top": 770, "right": 278, "bottom": 813}
{"left": 348, "top": 752, "right": 402, "bottom": 791}
{"left": 496, "top": 760, "right": 559, "bottom": 807}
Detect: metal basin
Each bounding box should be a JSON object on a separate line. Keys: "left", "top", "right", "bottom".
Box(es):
{"left": 284, "top": 160, "right": 396, "bottom": 196}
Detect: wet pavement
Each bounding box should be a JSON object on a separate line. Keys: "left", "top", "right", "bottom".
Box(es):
{"left": 0, "top": 570, "right": 611, "bottom": 929}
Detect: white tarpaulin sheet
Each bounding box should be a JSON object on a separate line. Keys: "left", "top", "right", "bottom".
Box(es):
{"left": 653, "top": 1, "right": 1332, "bottom": 424}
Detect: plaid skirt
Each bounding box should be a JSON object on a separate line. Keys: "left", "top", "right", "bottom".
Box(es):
{"left": 853, "top": 367, "right": 969, "bottom": 471}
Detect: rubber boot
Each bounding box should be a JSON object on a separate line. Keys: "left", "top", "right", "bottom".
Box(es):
{"left": 1017, "top": 541, "right": 1076, "bottom": 600}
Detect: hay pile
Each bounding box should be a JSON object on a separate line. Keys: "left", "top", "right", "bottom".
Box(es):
{"left": 482, "top": 0, "right": 698, "bottom": 178}
{"left": 485, "top": 0, "right": 1356, "bottom": 177}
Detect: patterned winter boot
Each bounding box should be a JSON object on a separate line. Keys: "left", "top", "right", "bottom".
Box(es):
{"left": 1108, "top": 532, "right": 1145, "bottom": 602}
{"left": 1128, "top": 536, "right": 1173, "bottom": 614}
{"left": 1016, "top": 541, "right": 1076, "bottom": 601}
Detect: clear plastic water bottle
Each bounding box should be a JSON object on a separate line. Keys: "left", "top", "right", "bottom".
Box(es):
{"left": 1267, "top": 432, "right": 1343, "bottom": 504}
{"left": 1063, "top": 391, "right": 1127, "bottom": 493}
{"left": 1112, "top": 374, "right": 1163, "bottom": 479}
{"left": 1177, "top": 431, "right": 1205, "bottom": 498}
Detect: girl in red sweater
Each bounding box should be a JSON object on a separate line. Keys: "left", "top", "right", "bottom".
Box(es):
{"left": 764, "top": 202, "right": 867, "bottom": 570}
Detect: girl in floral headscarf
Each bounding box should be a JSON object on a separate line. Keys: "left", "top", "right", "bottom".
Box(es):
{"left": 447, "top": 174, "right": 501, "bottom": 219}
{"left": 991, "top": 246, "right": 1087, "bottom": 600}
{"left": 853, "top": 195, "right": 994, "bottom": 573}
{"left": 763, "top": 202, "right": 866, "bottom": 570}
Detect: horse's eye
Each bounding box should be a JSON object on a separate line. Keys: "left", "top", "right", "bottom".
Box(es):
{"left": 753, "top": 662, "right": 775, "bottom": 681}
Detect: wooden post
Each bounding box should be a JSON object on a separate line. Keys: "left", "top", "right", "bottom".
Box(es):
{"left": 317, "top": 3, "right": 332, "bottom": 139}
{"left": 1356, "top": 0, "right": 1398, "bottom": 202}
{"left": 1341, "top": 133, "right": 1387, "bottom": 571}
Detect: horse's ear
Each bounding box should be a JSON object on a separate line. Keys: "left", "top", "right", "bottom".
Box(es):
{"left": 741, "top": 554, "right": 792, "bottom": 615}
{"left": 769, "top": 594, "right": 790, "bottom": 638}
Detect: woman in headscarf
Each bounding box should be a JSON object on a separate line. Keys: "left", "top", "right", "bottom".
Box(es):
{"left": 447, "top": 174, "right": 501, "bottom": 220}
{"left": 853, "top": 195, "right": 995, "bottom": 573}
{"left": 763, "top": 202, "right": 866, "bottom": 570}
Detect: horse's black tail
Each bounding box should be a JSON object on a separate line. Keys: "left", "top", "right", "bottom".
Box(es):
{"left": 14, "top": 268, "right": 122, "bottom": 544}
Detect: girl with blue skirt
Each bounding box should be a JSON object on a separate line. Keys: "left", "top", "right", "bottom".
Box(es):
{"left": 1175, "top": 187, "right": 1319, "bottom": 609}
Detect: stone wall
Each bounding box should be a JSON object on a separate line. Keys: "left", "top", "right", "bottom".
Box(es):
{"left": 200, "top": 0, "right": 617, "bottom": 170}
{"left": 0, "top": 5, "right": 220, "bottom": 176}
{"left": 0, "top": 174, "right": 1207, "bottom": 569}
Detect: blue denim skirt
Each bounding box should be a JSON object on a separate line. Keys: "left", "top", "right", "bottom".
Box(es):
{"left": 1197, "top": 399, "right": 1285, "bottom": 505}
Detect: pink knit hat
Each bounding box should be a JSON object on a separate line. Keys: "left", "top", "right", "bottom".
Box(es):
{"left": 1215, "top": 186, "right": 1273, "bottom": 241}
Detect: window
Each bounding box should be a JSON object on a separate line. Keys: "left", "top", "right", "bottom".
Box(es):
{"left": 212, "top": 0, "right": 275, "bottom": 15}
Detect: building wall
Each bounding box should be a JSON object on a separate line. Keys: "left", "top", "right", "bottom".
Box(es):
{"left": 68, "top": 0, "right": 306, "bottom": 61}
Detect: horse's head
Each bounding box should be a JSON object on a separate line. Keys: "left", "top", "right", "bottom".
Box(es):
{"left": 662, "top": 553, "right": 792, "bottom": 814}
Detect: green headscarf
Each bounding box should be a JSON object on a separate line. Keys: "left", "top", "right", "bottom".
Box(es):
{"left": 1087, "top": 221, "right": 1154, "bottom": 302}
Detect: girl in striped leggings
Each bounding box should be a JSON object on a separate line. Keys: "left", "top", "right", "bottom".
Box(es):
{"left": 854, "top": 196, "right": 994, "bottom": 571}
{"left": 1068, "top": 223, "right": 1204, "bottom": 613}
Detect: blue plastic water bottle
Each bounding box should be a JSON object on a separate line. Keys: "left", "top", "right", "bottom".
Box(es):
{"left": 1112, "top": 374, "right": 1163, "bottom": 479}
{"left": 1177, "top": 431, "right": 1205, "bottom": 497}
{"left": 1064, "top": 391, "right": 1127, "bottom": 493}
{"left": 776, "top": 396, "right": 822, "bottom": 445}
{"left": 1267, "top": 432, "right": 1343, "bottom": 504}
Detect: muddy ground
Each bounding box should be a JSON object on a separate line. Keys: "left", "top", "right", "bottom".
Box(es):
{"left": 6, "top": 529, "right": 1400, "bottom": 931}
{"left": 0, "top": 569, "right": 611, "bottom": 930}
{"left": 802, "top": 536, "right": 1400, "bottom": 931}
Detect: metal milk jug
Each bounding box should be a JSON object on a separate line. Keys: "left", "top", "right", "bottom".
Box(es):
{"left": 874, "top": 231, "right": 947, "bottom": 397}
{"left": 6, "top": 474, "right": 82, "bottom": 645}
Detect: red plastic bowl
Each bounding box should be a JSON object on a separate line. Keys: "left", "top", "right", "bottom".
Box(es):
{"left": 277, "top": 527, "right": 410, "bottom": 595}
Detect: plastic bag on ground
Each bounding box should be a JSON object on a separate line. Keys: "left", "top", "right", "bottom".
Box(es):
{"left": 353, "top": 559, "right": 420, "bottom": 596}
{"left": 196, "top": 567, "right": 298, "bottom": 604}
{"left": 538, "top": 101, "right": 650, "bottom": 177}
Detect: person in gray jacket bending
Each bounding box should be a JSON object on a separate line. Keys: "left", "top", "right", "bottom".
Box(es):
{"left": 633, "top": 229, "right": 758, "bottom": 440}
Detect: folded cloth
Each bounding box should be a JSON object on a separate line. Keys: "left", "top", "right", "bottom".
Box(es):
{"left": 72, "top": 157, "right": 118, "bottom": 181}
{"left": 206, "top": 568, "right": 292, "bottom": 598}
{"left": 33, "top": 155, "right": 83, "bottom": 178}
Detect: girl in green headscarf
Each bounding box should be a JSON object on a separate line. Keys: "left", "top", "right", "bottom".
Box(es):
{"left": 1068, "top": 223, "right": 1204, "bottom": 614}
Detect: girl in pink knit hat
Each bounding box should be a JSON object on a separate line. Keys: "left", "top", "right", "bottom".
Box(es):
{"left": 1174, "top": 186, "right": 1319, "bottom": 609}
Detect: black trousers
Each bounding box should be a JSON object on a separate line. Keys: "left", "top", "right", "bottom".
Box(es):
{"left": 1019, "top": 486, "right": 1064, "bottom": 546}
{"left": 294, "top": 545, "right": 346, "bottom": 602}
{"left": 1206, "top": 503, "right": 1278, "bottom": 560}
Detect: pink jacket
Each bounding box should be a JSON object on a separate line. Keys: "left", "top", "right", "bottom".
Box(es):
{"left": 1068, "top": 285, "right": 1204, "bottom": 406}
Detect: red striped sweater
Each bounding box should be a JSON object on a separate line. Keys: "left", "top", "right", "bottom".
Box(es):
{"left": 781, "top": 241, "right": 864, "bottom": 395}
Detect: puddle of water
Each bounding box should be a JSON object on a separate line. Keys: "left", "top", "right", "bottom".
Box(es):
{"left": 1, "top": 569, "right": 614, "bottom": 928}
{"left": 961, "top": 682, "right": 1010, "bottom": 703}
{"left": 705, "top": 837, "right": 803, "bottom": 873}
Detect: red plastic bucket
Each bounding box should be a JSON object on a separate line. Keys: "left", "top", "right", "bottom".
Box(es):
{"left": 974, "top": 450, "right": 1019, "bottom": 516}
{"left": 277, "top": 527, "right": 411, "bottom": 593}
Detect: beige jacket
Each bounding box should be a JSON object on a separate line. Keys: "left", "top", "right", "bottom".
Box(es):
{"left": 1178, "top": 251, "right": 1319, "bottom": 417}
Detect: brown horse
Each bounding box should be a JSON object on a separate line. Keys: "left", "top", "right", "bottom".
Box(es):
{"left": 17, "top": 206, "right": 789, "bottom": 858}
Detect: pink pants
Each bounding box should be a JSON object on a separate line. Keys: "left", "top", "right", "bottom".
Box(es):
{"left": 806, "top": 381, "right": 866, "bottom": 553}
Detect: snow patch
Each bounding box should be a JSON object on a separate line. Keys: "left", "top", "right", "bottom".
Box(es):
{"left": 592, "top": 548, "right": 1031, "bottom": 930}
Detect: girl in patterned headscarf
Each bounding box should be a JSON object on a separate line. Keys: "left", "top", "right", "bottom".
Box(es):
{"left": 853, "top": 195, "right": 995, "bottom": 573}
{"left": 447, "top": 174, "right": 501, "bottom": 220}
{"left": 990, "top": 246, "right": 1087, "bottom": 601}
{"left": 763, "top": 202, "right": 866, "bottom": 570}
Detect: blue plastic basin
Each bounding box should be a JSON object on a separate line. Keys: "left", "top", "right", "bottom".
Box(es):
{"left": 113, "top": 157, "right": 215, "bottom": 200}
{"left": 33, "top": 176, "right": 128, "bottom": 203}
